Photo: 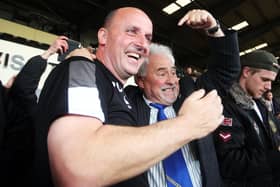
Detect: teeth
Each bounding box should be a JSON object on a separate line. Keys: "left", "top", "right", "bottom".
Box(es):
{"left": 162, "top": 87, "right": 175, "bottom": 91}
{"left": 163, "top": 88, "right": 171, "bottom": 91}
{"left": 127, "top": 52, "right": 140, "bottom": 60}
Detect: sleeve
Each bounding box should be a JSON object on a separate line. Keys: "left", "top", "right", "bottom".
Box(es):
{"left": 3, "top": 56, "right": 47, "bottom": 155}
{"left": 195, "top": 30, "right": 241, "bottom": 97}
{"left": 67, "top": 59, "right": 105, "bottom": 122}
{"left": 0, "top": 83, "right": 7, "bottom": 145}
{"left": 267, "top": 150, "right": 280, "bottom": 179}
{"left": 273, "top": 98, "right": 280, "bottom": 116}
{"left": 38, "top": 56, "right": 106, "bottom": 124}
{"left": 173, "top": 75, "right": 195, "bottom": 111}
{"left": 8, "top": 55, "right": 47, "bottom": 115}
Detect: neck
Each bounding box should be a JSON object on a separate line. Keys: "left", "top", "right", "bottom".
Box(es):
{"left": 96, "top": 49, "right": 127, "bottom": 85}
{"left": 238, "top": 79, "right": 251, "bottom": 98}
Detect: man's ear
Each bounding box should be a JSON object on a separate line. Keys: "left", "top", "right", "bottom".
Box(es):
{"left": 242, "top": 66, "right": 251, "bottom": 78}
{"left": 135, "top": 75, "right": 145, "bottom": 89}
{"left": 98, "top": 28, "right": 107, "bottom": 45}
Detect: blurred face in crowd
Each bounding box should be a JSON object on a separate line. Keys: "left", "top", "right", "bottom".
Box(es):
{"left": 98, "top": 7, "right": 153, "bottom": 83}
{"left": 241, "top": 67, "right": 277, "bottom": 99}
{"left": 264, "top": 91, "right": 273, "bottom": 101}
{"left": 185, "top": 67, "right": 192, "bottom": 75}
{"left": 137, "top": 53, "right": 179, "bottom": 105}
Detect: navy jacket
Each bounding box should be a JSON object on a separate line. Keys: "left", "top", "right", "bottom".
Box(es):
{"left": 214, "top": 86, "right": 280, "bottom": 187}
{"left": 0, "top": 55, "right": 47, "bottom": 187}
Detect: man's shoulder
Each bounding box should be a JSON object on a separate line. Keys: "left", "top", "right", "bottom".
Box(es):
{"left": 124, "top": 85, "right": 142, "bottom": 98}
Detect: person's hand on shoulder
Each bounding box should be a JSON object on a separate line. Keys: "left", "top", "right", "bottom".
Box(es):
{"left": 66, "top": 48, "right": 96, "bottom": 61}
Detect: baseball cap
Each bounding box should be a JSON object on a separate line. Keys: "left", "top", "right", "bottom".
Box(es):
{"left": 241, "top": 50, "right": 280, "bottom": 73}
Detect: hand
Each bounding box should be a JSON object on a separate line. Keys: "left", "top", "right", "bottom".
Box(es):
{"left": 41, "top": 36, "right": 69, "bottom": 59}
{"left": 4, "top": 75, "right": 16, "bottom": 89}
{"left": 178, "top": 9, "right": 224, "bottom": 37}
{"left": 66, "top": 48, "right": 96, "bottom": 61}
{"left": 178, "top": 89, "right": 224, "bottom": 140}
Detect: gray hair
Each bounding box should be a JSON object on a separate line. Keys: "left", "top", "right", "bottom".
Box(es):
{"left": 138, "top": 43, "right": 175, "bottom": 77}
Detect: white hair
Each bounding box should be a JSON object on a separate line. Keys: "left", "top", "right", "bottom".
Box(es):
{"left": 138, "top": 43, "right": 175, "bottom": 77}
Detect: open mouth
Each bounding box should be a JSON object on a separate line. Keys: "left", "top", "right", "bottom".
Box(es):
{"left": 162, "top": 87, "right": 176, "bottom": 92}
{"left": 126, "top": 52, "right": 141, "bottom": 60}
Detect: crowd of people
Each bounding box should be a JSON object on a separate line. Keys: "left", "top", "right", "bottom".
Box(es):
{"left": 1, "top": 6, "right": 280, "bottom": 187}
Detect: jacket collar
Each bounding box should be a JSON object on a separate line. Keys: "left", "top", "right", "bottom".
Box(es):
{"left": 229, "top": 82, "right": 254, "bottom": 110}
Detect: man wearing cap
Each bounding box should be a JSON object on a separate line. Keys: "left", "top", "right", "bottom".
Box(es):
{"left": 214, "top": 50, "right": 280, "bottom": 187}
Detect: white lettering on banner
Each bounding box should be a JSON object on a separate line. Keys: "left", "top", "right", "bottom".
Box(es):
{"left": 0, "top": 39, "right": 60, "bottom": 89}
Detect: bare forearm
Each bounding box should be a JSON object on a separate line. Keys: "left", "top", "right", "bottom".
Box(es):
{"left": 48, "top": 116, "right": 191, "bottom": 186}
{"left": 90, "top": 120, "right": 190, "bottom": 185}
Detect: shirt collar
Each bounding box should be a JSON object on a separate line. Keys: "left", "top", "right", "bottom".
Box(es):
{"left": 142, "top": 95, "right": 173, "bottom": 110}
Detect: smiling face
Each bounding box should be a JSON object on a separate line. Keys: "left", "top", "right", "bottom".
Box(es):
{"left": 137, "top": 53, "right": 179, "bottom": 105}
{"left": 98, "top": 7, "right": 153, "bottom": 84}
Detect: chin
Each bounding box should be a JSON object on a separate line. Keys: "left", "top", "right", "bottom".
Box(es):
{"left": 254, "top": 94, "right": 262, "bottom": 99}
{"left": 165, "top": 98, "right": 177, "bottom": 105}
{"left": 127, "top": 67, "right": 139, "bottom": 75}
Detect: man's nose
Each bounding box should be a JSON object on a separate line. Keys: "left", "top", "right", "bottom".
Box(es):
{"left": 166, "top": 73, "right": 178, "bottom": 84}
{"left": 265, "top": 81, "right": 272, "bottom": 90}
{"left": 135, "top": 35, "right": 149, "bottom": 55}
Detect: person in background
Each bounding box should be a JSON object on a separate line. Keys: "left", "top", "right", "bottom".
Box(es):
{"left": 0, "top": 36, "right": 70, "bottom": 187}
{"left": 214, "top": 50, "right": 280, "bottom": 186}
{"left": 264, "top": 90, "right": 280, "bottom": 118}
{"left": 125, "top": 9, "right": 240, "bottom": 187}
{"left": 0, "top": 76, "right": 16, "bottom": 146}
{"left": 33, "top": 7, "right": 224, "bottom": 187}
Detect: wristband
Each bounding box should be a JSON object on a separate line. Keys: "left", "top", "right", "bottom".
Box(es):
{"left": 206, "top": 20, "right": 220, "bottom": 34}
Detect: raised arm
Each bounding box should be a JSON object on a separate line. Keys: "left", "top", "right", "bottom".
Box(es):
{"left": 178, "top": 9, "right": 240, "bottom": 96}
{"left": 178, "top": 9, "right": 224, "bottom": 37}
{"left": 9, "top": 36, "right": 69, "bottom": 113}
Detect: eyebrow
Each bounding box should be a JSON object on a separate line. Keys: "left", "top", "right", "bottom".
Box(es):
{"left": 156, "top": 67, "right": 176, "bottom": 71}
{"left": 261, "top": 76, "right": 274, "bottom": 81}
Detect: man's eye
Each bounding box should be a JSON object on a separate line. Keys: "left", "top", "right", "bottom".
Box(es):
{"left": 262, "top": 78, "right": 270, "bottom": 82}
{"left": 127, "top": 29, "right": 137, "bottom": 35}
{"left": 146, "top": 35, "right": 152, "bottom": 43}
